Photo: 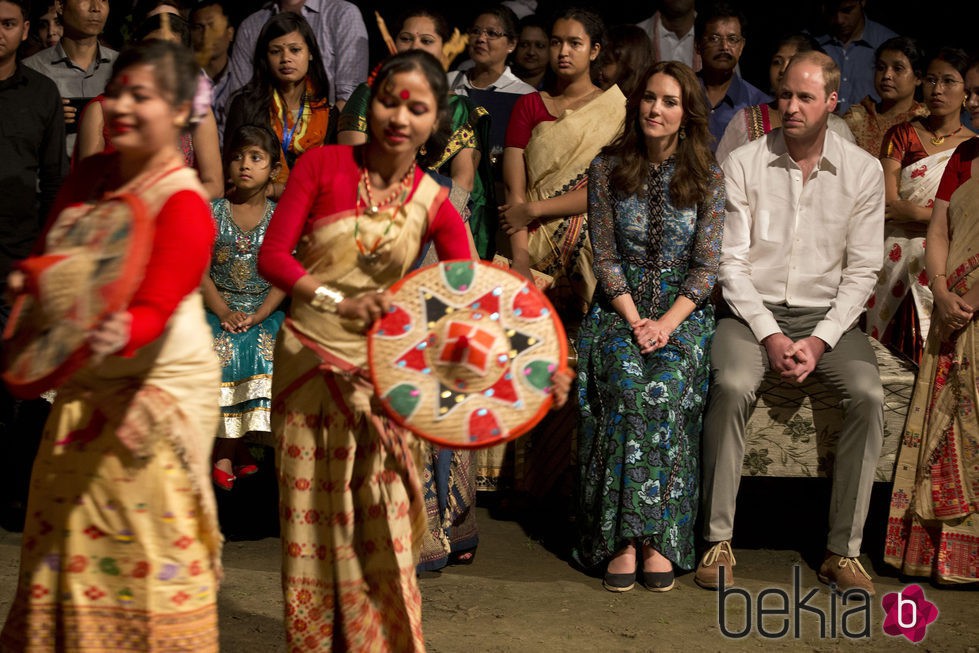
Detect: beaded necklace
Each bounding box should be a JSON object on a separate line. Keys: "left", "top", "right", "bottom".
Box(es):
{"left": 353, "top": 161, "right": 416, "bottom": 267}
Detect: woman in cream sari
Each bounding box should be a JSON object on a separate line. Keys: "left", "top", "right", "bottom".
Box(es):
{"left": 865, "top": 49, "right": 974, "bottom": 362}
{"left": 1, "top": 42, "right": 222, "bottom": 651}
{"left": 257, "top": 52, "right": 473, "bottom": 651}
{"left": 885, "top": 61, "right": 979, "bottom": 582}
{"left": 498, "top": 8, "right": 624, "bottom": 498}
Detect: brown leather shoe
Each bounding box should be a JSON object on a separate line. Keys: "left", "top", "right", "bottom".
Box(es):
{"left": 817, "top": 554, "right": 876, "bottom": 596}
{"left": 694, "top": 541, "right": 736, "bottom": 590}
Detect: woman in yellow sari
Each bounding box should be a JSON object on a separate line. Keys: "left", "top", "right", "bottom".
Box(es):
{"left": 1, "top": 42, "right": 222, "bottom": 651}
{"left": 885, "top": 60, "right": 979, "bottom": 584}
{"left": 257, "top": 51, "right": 472, "bottom": 651}
{"left": 499, "top": 7, "right": 625, "bottom": 498}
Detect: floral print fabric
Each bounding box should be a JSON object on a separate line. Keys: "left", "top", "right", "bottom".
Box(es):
{"left": 574, "top": 155, "right": 725, "bottom": 570}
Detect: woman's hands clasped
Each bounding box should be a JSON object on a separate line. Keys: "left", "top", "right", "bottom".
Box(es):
{"left": 631, "top": 317, "right": 671, "bottom": 355}
{"left": 932, "top": 285, "right": 974, "bottom": 340}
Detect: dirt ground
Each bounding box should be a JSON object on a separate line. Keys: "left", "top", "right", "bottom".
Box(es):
{"left": 1, "top": 477, "right": 976, "bottom": 652}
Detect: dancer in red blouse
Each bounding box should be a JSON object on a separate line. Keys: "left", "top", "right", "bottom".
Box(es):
{"left": 257, "top": 51, "right": 469, "bottom": 652}
{"left": 1, "top": 41, "right": 223, "bottom": 652}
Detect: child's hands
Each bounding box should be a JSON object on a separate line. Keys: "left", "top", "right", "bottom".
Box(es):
{"left": 220, "top": 310, "right": 248, "bottom": 332}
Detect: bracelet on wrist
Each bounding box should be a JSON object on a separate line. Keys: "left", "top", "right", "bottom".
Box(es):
{"left": 310, "top": 285, "right": 344, "bottom": 314}
{"left": 929, "top": 273, "right": 947, "bottom": 291}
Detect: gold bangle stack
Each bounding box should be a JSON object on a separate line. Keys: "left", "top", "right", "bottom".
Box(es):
{"left": 310, "top": 285, "right": 344, "bottom": 314}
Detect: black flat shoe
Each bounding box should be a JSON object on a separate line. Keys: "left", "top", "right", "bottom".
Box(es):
{"left": 642, "top": 570, "right": 675, "bottom": 592}
{"left": 603, "top": 571, "right": 636, "bottom": 593}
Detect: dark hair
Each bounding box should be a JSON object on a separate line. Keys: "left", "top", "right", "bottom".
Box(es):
{"left": 875, "top": 36, "right": 925, "bottom": 78}
{"left": 929, "top": 47, "right": 972, "bottom": 81}
{"left": 111, "top": 40, "right": 199, "bottom": 108}
{"left": 369, "top": 50, "right": 451, "bottom": 169}
{"left": 133, "top": 0, "right": 191, "bottom": 24}
{"left": 7, "top": 0, "right": 30, "bottom": 20}
{"left": 396, "top": 7, "right": 451, "bottom": 44}
{"left": 471, "top": 5, "right": 519, "bottom": 42}
{"left": 695, "top": 2, "right": 747, "bottom": 39}
{"left": 517, "top": 13, "right": 548, "bottom": 35}
{"left": 135, "top": 12, "right": 191, "bottom": 47}
{"left": 551, "top": 6, "right": 605, "bottom": 50}
{"left": 601, "top": 24, "right": 653, "bottom": 98}
{"left": 224, "top": 124, "right": 281, "bottom": 170}
{"left": 190, "top": 0, "right": 234, "bottom": 25}
{"left": 236, "top": 13, "right": 330, "bottom": 128}
{"left": 775, "top": 32, "right": 821, "bottom": 55}
{"left": 603, "top": 61, "right": 713, "bottom": 209}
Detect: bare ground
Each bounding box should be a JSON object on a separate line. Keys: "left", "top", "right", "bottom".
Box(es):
{"left": 1, "top": 476, "right": 976, "bottom": 652}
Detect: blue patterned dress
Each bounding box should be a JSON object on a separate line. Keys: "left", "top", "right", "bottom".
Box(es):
{"left": 575, "top": 154, "right": 725, "bottom": 570}
{"left": 206, "top": 198, "right": 285, "bottom": 439}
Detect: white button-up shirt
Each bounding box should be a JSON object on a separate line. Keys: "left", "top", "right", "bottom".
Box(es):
{"left": 719, "top": 128, "right": 884, "bottom": 348}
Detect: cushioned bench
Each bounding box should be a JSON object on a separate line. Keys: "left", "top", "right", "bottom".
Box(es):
{"left": 740, "top": 336, "right": 914, "bottom": 480}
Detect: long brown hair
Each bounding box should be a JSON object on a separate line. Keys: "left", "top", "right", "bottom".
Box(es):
{"left": 603, "top": 61, "right": 714, "bottom": 208}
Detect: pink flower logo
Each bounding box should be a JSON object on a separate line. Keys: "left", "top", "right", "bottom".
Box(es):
{"left": 882, "top": 585, "right": 939, "bottom": 643}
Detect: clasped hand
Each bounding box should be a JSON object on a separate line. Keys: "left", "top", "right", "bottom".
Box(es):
{"left": 932, "top": 287, "right": 973, "bottom": 340}
{"left": 632, "top": 318, "right": 671, "bottom": 355}
{"left": 763, "top": 333, "right": 825, "bottom": 384}
{"left": 89, "top": 311, "right": 132, "bottom": 362}
{"left": 498, "top": 202, "right": 536, "bottom": 236}
{"left": 220, "top": 310, "right": 262, "bottom": 333}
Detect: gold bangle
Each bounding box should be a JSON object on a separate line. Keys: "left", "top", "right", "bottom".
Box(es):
{"left": 929, "top": 273, "right": 947, "bottom": 291}
{"left": 310, "top": 285, "right": 344, "bottom": 313}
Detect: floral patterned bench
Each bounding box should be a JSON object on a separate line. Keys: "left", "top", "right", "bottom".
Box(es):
{"left": 741, "top": 336, "right": 913, "bottom": 480}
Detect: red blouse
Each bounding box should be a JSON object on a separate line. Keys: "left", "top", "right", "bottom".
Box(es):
{"left": 504, "top": 93, "right": 557, "bottom": 150}
{"left": 46, "top": 155, "right": 215, "bottom": 356}
{"left": 936, "top": 137, "right": 979, "bottom": 202}
{"left": 881, "top": 121, "right": 929, "bottom": 166}
{"left": 258, "top": 145, "right": 471, "bottom": 292}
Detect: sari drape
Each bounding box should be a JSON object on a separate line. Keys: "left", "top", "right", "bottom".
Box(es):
{"left": 885, "top": 176, "right": 979, "bottom": 583}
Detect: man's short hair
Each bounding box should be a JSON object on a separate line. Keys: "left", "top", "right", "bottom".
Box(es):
{"left": 695, "top": 1, "right": 747, "bottom": 39}
{"left": 2, "top": 0, "right": 31, "bottom": 21}
{"left": 191, "top": 0, "right": 235, "bottom": 27}
{"left": 786, "top": 50, "right": 840, "bottom": 98}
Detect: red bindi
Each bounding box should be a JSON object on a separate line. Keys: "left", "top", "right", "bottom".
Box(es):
{"left": 120, "top": 74, "right": 131, "bottom": 85}
{"left": 399, "top": 89, "right": 410, "bottom": 100}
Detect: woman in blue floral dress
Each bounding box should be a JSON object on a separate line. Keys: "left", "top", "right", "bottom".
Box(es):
{"left": 202, "top": 125, "right": 287, "bottom": 490}
{"left": 575, "top": 61, "right": 725, "bottom": 593}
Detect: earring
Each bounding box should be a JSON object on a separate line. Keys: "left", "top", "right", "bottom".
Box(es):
{"left": 419, "top": 143, "right": 427, "bottom": 156}
{"left": 679, "top": 125, "right": 687, "bottom": 141}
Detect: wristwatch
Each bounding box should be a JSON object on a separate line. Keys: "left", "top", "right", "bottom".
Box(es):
{"left": 310, "top": 285, "right": 344, "bottom": 314}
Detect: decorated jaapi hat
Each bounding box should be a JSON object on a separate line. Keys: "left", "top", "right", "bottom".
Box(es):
{"left": 368, "top": 260, "right": 568, "bottom": 449}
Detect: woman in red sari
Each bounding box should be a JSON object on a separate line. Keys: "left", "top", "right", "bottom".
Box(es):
{"left": 257, "top": 50, "right": 471, "bottom": 651}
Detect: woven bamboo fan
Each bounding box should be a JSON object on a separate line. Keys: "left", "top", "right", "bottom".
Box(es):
{"left": 2, "top": 193, "right": 153, "bottom": 398}
{"left": 368, "top": 260, "right": 568, "bottom": 449}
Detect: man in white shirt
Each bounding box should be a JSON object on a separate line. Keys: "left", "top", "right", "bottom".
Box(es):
{"left": 636, "top": 0, "right": 699, "bottom": 71}
{"left": 697, "top": 52, "right": 885, "bottom": 596}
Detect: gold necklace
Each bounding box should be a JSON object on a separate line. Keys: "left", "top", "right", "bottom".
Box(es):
{"left": 924, "top": 123, "right": 963, "bottom": 146}
{"left": 353, "top": 161, "right": 415, "bottom": 267}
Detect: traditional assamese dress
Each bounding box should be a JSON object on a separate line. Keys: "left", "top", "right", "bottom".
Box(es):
{"left": 574, "top": 154, "right": 725, "bottom": 570}
{"left": 206, "top": 198, "right": 285, "bottom": 439}
{"left": 338, "top": 84, "right": 485, "bottom": 570}
{"left": 339, "top": 84, "right": 496, "bottom": 260}
{"left": 257, "top": 145, "right": 471, "bottom": 651}
{"left": 842, "top": 97, "right": 928, "bottom": 157}
{"left": 495, "top": 86, "right": 626, "bottom": 497}
{"left": 865, "top": 121, "right": 961, "bottom": 359}
{"left": 0, "top": 155, "right": 222, "bottom": 650}
{"left": 885, "top": 138, "right": 979, "bottom": 584}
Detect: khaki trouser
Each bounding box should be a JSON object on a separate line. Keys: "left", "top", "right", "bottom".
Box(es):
{"left": 702, "top": 305, "right": 884, "bottom": 557}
